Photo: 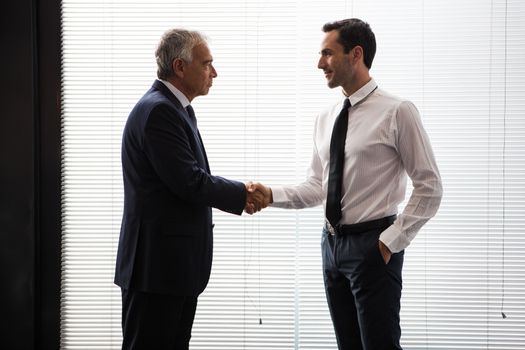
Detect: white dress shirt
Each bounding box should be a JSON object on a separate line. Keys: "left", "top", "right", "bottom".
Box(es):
{"left": 271, "top": 78, "right": 443, "bottom": 253}
{"left": 159, "top": 79, "right": 190, "bottom": 108}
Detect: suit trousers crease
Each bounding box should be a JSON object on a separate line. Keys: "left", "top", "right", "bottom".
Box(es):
{"left": 322, "top": 225, "right": 404, "bottom": 350}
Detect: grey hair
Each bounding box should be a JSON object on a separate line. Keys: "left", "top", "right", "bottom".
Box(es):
{"left": 155, "top": 28, "right": 208, "bottom": 80}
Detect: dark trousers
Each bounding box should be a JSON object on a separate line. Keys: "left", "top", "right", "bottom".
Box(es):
{"left": 322, "top": 220, "right": 404, "bottom": 350}
{"left": 121, "top": 288, "right": 198, "bottom": 350}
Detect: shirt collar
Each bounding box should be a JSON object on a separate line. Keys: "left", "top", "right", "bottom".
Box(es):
{"left": 158, "top": 79, "right": 191, "bottom": 108}
{"left": 347, "top": 78, "right": 378, "bottom": 106}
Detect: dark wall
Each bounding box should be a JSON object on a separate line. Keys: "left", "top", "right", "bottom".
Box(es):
{"left": 0, "top": 0, "right": 61, "bottom": 349}
{"left": 1, "top": 0, "right": 36, "bottom": 345}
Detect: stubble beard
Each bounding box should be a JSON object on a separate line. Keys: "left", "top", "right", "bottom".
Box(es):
{"left": 327, "top": 77, "right": 340, "bottom": 89}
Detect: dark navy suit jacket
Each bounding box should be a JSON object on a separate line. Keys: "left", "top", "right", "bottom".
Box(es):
{"left": 114, "top": 80, "right": 246, "bottom": 296}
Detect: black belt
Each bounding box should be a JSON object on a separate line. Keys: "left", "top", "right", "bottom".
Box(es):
{"left": 324, "top": 215, "right": 397, "bottom": 236}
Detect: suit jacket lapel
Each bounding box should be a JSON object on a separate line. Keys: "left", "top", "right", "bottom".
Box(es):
{"left": 151, "top": 80, "right": 210, "bottom": 172}
{"left": 194, "top": 129, "right": 210, "bottom": 172}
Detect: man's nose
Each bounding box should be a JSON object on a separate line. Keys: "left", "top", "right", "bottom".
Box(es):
{"left": 317, "top": 57, "right": 325, "bottom": 69}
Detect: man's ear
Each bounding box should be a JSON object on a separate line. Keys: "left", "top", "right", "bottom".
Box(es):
{"left": 352, "top": 46, "right": 364, "bottom": 64}
{"left": 172, "top": 58, "right": 185, "bottom": 79}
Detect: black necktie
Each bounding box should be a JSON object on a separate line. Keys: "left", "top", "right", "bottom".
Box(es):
{"left": 186, "top": 105, "right": 210, "bottom": 172}
{"left": 186, "top": 105, "right": 197, "bottom": 128}
{"left": 326, "top": 98, "right": 351, "bottom": 227}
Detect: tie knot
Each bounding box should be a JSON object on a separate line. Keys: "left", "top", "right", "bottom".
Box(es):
{"left": 186, "top": 105, "right": 195, "bottom": 118}
{"left": 186, "top": 105, "right": 197, "bottom": 127}
{"left": 343, "top": 98, "right": 351, "bottom": 110}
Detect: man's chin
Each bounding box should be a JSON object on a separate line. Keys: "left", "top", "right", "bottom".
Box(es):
{"left": 327, "top": 81, "right": 338, "bottom": 89}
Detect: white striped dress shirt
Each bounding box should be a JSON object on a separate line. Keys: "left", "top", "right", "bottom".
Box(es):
{"left": 271, "top": 78, "right": 443, "bottom": 253}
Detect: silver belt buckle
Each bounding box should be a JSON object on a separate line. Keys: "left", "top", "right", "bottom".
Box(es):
{"left": 325, "top": 218, "right": 336, "bottom": 235}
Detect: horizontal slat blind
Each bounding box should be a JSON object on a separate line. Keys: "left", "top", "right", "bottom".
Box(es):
{"left": 61, "top": 0, "right": 525, "bottom": 349}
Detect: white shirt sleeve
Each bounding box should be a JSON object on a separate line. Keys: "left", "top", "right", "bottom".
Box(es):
{"left": 379, "top": 101, "right": 443, "bottom": 253}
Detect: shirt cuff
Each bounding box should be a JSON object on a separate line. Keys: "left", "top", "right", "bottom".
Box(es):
{"left": 379, "top": 224, "right": 410, "bottom": 253}
{"left": 269, "top": 186, "right": 287, "bottom": 206}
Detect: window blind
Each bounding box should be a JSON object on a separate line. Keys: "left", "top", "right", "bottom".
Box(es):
{"left": 61, "top": 0, "right": 525, "bottom": 349}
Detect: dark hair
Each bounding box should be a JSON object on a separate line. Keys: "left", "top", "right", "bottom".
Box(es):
{"left": 322, "top": 18, "right": 376, "bottom": 69}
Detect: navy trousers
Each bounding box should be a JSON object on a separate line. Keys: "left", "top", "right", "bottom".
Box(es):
{"left": 121, "top": 288, "right": 198, "bottom": 350}
{"left": 322, "top": 221, "right": 404, "bottom": 350}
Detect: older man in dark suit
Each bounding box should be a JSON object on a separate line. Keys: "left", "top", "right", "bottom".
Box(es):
{"left": 114, "top": 28, "right": 265, "bottom": 349}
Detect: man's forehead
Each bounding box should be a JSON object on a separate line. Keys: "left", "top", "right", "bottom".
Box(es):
{"left": 193, "top": 43, "right": 210, "bottom": 53}
{"left": 193, "top": 43, "right": 213, "bottom": 59}
{"left": 320, "top": 31, "right": 342, "bottom": 50}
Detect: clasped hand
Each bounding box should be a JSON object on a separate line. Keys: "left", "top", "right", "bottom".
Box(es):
{"left": 244, "top": 182, "right": 272, "bottom": 214}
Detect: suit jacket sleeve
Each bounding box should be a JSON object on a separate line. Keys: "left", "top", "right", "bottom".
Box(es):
{"left": 142, "top": 103, "right": 246, "bottom": 215}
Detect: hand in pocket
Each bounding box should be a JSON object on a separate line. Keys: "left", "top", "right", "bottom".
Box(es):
{"left": 378, "top": 240, "right": 392, "bottom": 264}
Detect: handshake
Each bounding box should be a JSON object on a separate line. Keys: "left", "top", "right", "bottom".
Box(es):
{"left": 244, "top": 182, "right": 272, "bottom": 215}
